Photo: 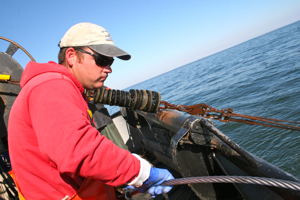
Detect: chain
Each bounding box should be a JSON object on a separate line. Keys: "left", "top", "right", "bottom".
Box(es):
{"left": 2, "top": 82, "right": 298, "bottom": 132}
{"left": 160, "top": 101, "right": 300, "bottom": 132}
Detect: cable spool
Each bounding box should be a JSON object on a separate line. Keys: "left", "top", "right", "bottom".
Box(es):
{"left": 94, "top": 88, "right": 161, "bottom": 113}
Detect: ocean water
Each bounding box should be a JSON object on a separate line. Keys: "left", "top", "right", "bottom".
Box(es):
{"left": 108, "top": 21, "right": 300, "bottom": 178}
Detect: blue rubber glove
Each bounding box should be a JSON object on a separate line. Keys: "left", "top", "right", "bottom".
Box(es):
{"left": 138, "top": 167, "right": 174, "bottom": 198}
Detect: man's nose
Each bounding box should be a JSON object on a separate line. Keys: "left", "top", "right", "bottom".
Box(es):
{"left": 104, "top": 65, "right": 112, "bottom": 73}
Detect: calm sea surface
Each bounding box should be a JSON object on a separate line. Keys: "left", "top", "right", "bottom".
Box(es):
{"left": 108, "top": 21, "right": 300, "bottom": 178}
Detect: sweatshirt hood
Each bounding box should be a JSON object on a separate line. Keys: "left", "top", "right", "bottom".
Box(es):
{"left": 20, "top": 61, "right": 84, "bottom": 93}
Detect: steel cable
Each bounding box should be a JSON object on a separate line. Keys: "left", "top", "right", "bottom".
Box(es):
{"left": 125, "top": 176, "right": 300, "bottom": 199}
{"left": 161, "top": 176, "right": 300, "bottom": 190}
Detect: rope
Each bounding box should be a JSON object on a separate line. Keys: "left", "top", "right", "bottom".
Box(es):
{"left": 125, "top": 176, "right": 300, "bottom": 199}
{"left": 161, "top": 176, "right": 300, "bottom": 190}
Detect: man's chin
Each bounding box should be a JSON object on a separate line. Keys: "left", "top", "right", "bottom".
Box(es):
{"left": 95, "top": 82, "right": 104, "bottom": 89}
{"left": 87, "top": 83, "right": 104, "bottom": 90}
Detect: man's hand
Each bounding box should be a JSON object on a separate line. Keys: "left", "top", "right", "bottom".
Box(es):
{"left": 138, "top": 167, "right": 174, "bottom": 198}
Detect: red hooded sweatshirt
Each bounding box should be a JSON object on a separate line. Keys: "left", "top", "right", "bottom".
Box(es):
{"left": 8, "top": 61, "right": 147, "bottom": 200}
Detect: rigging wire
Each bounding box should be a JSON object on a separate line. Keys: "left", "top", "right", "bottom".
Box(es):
{"left": 125, "top": 175, "right": 300, "bottom": 199}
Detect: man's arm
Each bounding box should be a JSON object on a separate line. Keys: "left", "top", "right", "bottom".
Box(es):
{"left": 29, "top": 79, "right": 142, "bottom": 185}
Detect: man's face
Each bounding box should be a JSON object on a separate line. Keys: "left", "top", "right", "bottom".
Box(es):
{"left": 71, "top": 47, "right": 113, "bottom": 90}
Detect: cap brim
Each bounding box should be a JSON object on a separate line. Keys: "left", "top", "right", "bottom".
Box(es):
{"left": 89, "top": 44, "right": 131, "bottom": 60}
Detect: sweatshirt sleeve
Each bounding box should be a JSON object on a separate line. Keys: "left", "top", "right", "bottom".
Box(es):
{"left": 28, "top": 78, "right": 150, "bottom": 186}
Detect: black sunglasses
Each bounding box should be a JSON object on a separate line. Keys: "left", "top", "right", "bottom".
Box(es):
{"left": 77, "top": 49, "right": 114, "bottom": 67}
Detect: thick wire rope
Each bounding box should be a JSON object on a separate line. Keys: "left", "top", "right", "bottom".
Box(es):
{"left": 125, "top": 176, "right": 300, "bottom": 199}
{"left": 161, "top": 176, "right": 300, "bottom": 190}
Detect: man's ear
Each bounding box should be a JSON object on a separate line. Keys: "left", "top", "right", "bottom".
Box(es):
{"left": 65, "top": 47, "right": 76, "bottom": 67}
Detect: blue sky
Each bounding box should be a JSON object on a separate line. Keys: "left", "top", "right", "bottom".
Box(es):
{"left": 1, "top": 0, "right": 300, "bottom": 89}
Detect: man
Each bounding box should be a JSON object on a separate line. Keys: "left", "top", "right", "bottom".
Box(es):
{"left": 8, "top": 22, "right": 174, "bottom": 200}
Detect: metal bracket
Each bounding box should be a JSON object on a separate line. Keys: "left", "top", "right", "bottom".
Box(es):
{"left": 190, "top": 119, "right": 214, "bottom": 145}
{"left": 170, "top": 127, "right": 189, "bottom": 164}
{"left": 5, "top": 43, "right": 19, "bottom": 57}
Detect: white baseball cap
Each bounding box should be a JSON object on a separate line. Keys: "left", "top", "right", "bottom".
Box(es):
{"left": 59, "top": 22, "right": 131, "bottom": 60}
